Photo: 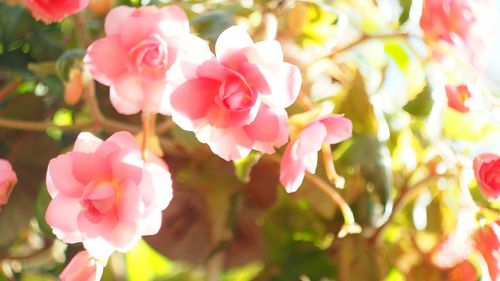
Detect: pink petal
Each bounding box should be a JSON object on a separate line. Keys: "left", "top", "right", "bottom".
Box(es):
{"left": 298, "top": 121, "right": 327, "bottom": 155}
{"left": 206, "top": 104, "right": 258, "bottom": 129}
{"left": 215, "top": 26, "right": 253, "bottom": 59}
{"left": 247, "top": 40, "right": 284, "bottom": 66}
{"left": 104, "top": 6, "right": 135, "bottom": 35}
{"left": 77, "top": 211, "right": 118, "bottom": 238}
{"left": 239, "top": 62, "right": 271, "bottom": 94}
{"left": 96, "top": 131, "right": 139, "bottom": 158}
{"left": 103, "top": 221, "right": 138, "bottom": 250}
{"left": 60, "top": 251, "right": 103, "bottom": 281}
{"left": 141, "top": 162, "right": 173, "bottom": 212}
{"left": 83, "top": 238, "right": 116, "bottom": 260}
{"left": 157, "top": 5, "right": 189, "bottom": 36}
{"left": 279, "top": 141, "right": 306, "bottom": 193}
{"left": 170, "top": 78, "right": 220, "bottom": 120}
{"left": 73, "top": 132, "right": 103, "bottom": 154}
{"left": 267, "top": 63, "right": 302, "bottom": 108}
{"left": 320, "top": 115, "right": 353, "bottom": 144}
{"left": 197, "top": 59, "right": 233, "bottom": 82}
{"left": 45, "top": 196, "right": 82, "bottom": 242}
{"left": 243, "top": 104, "right": 281, "bottom": 142}
{"left": 47, "top": 155, "right": 85, "bottom": 198}
{"left": 116, "top": 180, "right": 140, "bottom": 223}
{"left": 196, "top": 126, "right": 253, "bottom": 161}
{"left": 84, "top": 36, "right": 128, "bottom": 86}
{"left": 109, "top": 74, "right": 145, "bottom": 115}
{"left": 70, "top": 152, "right": 111, "bottom": 185}
{"left": 142, "top": 79, "right": 171, "bottom": 115}
{"left": 106, "top": 150, "right": 143, "bottom": 185}
{"left": 139, "top": 210, "right": 162, "bottom": 236}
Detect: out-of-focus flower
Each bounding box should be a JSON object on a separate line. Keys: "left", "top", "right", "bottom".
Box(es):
{"left": 447, "top": 261, "right": 477, "bottom": 281}
{"left": 474, "top": 220, "right": 500, "bottom": 281}
{"left": 88, "top": 0, "right": 114, "bottom": 16}
{"left": 445, "top": 84, "right": 471, "bottom": 113}
{"left": 59, "top": 250, "right": 103, "bottom": 281}
{"left": 85, "top": 5, "right": 211, "bottom": 115}
{"left": 0, "top": 159, "right": 17, "bottom": 206}
{"left": 45, "top": 131, "right": 172, "bottom": 259}
{"left": 64, "top": 68, "right": 84, "bottom": 105}
{"left": 23, "top": 0, "right": 89, "bottom": 24}
{"left": 170, "top": 26, "right": 301, "bottom": 161}
{"left": 420, "top": 0, "right": 498, "bottom": 70}
{"left": 473, "top": 153, "right": 500, "bottom": 200}
{"left": 280, "top": 115, "right": 352, "bottom": 193}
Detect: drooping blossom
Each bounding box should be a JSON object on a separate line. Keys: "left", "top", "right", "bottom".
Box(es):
{"left": 60, "top": 250, "right": 103, "bottom": 281}
{"left": 0, "top": 159, "right": 17, "bottom": 206}
{"left": 420, "top": 0, "right": 497, "bottom": 70}
{"left": 280, "top": 115, "right": 352, "bottom": 193}
{"left": 473, "top": 153, "right": 500, "bottom": 200}
{"left": 475, "top": 220, "right": 500, "bottom": 281}
{"left": 170, "top": 26, "right": 301, "bottom": 161}
{"left": 445, "top": 84, "right": 471, "bottom": 113}
{"left": 45, "top": 131, "right": 172, "bottom": 259}
{"left": 84, "top": 5, "right": 212, "bottom": 115}
{"left": 23, "top": 0, "right": 89, "bottom": 24}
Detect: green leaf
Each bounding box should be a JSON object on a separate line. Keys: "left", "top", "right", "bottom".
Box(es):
{"left": 338, "top": 71, "right": 378, "bottom": 136}
{"left": 233, "top": 151, "right": 261, "bottom": 183}
{"left": 0, "top": 4, "right": 32, "bottom": 43}
{"left": 34, "top": 185, "right": 53, "bottom": 237}
{"left": 126, "top": 240, "right": 173, "bottom": 281}
{"left": 191, "top": 10, "right": 236, "bottom": 41}
{"left": 398, "top": 0, "right": 413, "bottom": 25}
{"left": 336, "top": 134, "right": 394, "bottom": 226}
{"left": 403, "top": 82, "right": 433, "bottom": 117}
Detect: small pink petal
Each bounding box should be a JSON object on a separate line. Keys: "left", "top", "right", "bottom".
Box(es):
{"left": 104, "top": 6, "right": 135, "bottom": 35}
{"left": 84, "top": 36, "right": 128, "bottom": 86}
{"left": 320, "top": 115, "right": 353, "bottom": 144}
{"left": 73, "top": 132, "right": 103, "bottom": 154}
{"left": 47, "top": 155, "right": 85, "bottom": 198}
{"left": 243, "top": 104, "right": 281, "bottom": 142}
{"left": 215, "top": 26, "right": 254, "bottom": 59}
{"left": 170, "top": 78, "right": 220, "bottom": 120}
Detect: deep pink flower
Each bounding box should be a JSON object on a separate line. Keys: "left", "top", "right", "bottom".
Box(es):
{"left": 24, "top": 0, "right": 89, "bottom": 24}
{"left": 170, "top": 26, "right": 301, "bottom": 161}
{"left": 60, "top": 250, "right": 103, "bottom": 281}
{"left": 0, "top": 159, "right": 17, "bottom": 206}
{"left": 420, "top": 0, "right": 497, "bottom": 70}
{"left": 473, "top": 153, "right": 500, "bottom": 200}
{"left": 445, "top": 84, "right": 471, "bottom": 113}
{"left": 45, "top": 131, "right": 172, "bottom": 259}
{"left": 279, "top": 115, "right": 352, "bottom": 193}
{"left": 475, "top": 220, "right": 500, "bottom": 281}
{"left": 84, "top": 5, "right": 211, "bottom": 115}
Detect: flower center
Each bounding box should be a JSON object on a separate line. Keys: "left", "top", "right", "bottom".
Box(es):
{"left": 218, "top": 77, "right": 256, "bottom": 111}
{"left": 129, "top": 35, "right": 169, "bottom": 76}
{"left": 81, "top": 181, "right": 119, "bottom": 222}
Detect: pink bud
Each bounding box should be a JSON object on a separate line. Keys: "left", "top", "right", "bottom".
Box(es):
{"left": 473, "top": 153, "right": 500, "bottom": 200}
{"left": 60, "top": 251, "right": 103, "bottom": 281}
{"left": 445, "top": 84, "right": 471, "bottom": 113}
{"left": 0, "top": 159, "right": 17, "bottom": 206}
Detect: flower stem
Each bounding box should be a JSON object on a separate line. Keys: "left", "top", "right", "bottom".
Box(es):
{"left": 321, "top": 144, "right": 345, "bottom": 189}
{"left": 141, "top": 112, "right": 154, "bottom": 161}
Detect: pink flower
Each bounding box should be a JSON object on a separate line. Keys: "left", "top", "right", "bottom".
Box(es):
{"left": 420, "top": 0, "right": 497, "bottom": 70}
{"left": 473, "top": 153, "right": 500, "bottom": 200}
{"left": 45, "top": 131, "right": 172, "bottom": 259}
{"left": 475, "top": 220, "right": 500, "bottom": 281}
{"left": 23, "top": 0, "right": 89, "bottom": 24}
{"left": 445, "top": 84, "right": 471, "bottom": 113}
{"left": 60, "top": 251, "right": 103, "bottom": 281}
{"left": 0, "top": 159, "right": 17, "bottom": 206}
{"left": 84, "top": 5, "right": 211, "bottom": 115}
{"left": 280, "top": 115, "right": 352, "bottom": 193}
{"left": 170, "top": 26, "right": 301, "bottom": 160}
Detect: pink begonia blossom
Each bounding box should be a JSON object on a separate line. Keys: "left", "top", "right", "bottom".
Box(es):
{"left": 45, "top": 131, "right": 172, "bottom": 259}
{"left": 420, "top": 0, "right": 497, "bottom": 70}
{"left": 60, "top": 251, "right": 103, "bottom": 281}
{"left": 280, "top": 115, "right": 352, "bottom": 193}
{"left": 84, "top": 5, "right": 212, "bottom": 115}
{"left": 170, "top": 26, "right": 301, "bottom": 161}
{"left": 0, "top": 159, "right": 17, "bottom": 206}
{"left": 475, "top": 220, "right": 500, "bottom": 281}
{"left": 473, "top": 153, "right": 500, "bottom": 200}
{"left": 24, "top": 0, "right": 89, "bottom": 24}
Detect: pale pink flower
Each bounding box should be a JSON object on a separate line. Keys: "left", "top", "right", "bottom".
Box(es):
{"left": 170, "top": 26, "right": 301, "bottom": 161}
{"left": 24, "top": 0, "right": 89, "bottom": 24}
{"left": 60, "top": 250, "right": 103, "bottom": 281}
{"left": 45, "top": 131, "right": 172, "bottom": 259}
{"left": 280, "top": 115, "right": 352, "bottom": 193}
{"left": 84, "top": 5, "right": 212, "bottom": 115}
{"left": 420, "top": 0, "right": 497, "bottom": 70}
{"left": 0, "top": 159, "right": 17, "bottom": 206}
{"left": 473, "top": 153, "right": 500, "bottom": 200}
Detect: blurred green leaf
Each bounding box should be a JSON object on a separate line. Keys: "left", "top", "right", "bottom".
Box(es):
{"left": 191, "top": 10, "right": 235, "bottom": 41}
{"left": 233, "top": 151, "right": 261, "bottom": 183}
{"left": 34, "top": 185, "right": 53, "bottom": 237}
{"left": 338, "top": 71, "right": 378, "bottom": 136}
{"left": 0, "top": 4, "right": 31, "bottom": 43}
{"left": 56, "top": 49, "right": 85, "bottom": 82}
{"left": 398, "top": 0, "right": 412, "bottom": 25}
{"left": 126, "top": 240, "right": 173, "bottom": 281}
{"left": 403, "top": 82, "right": 433, "bottom": 117}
